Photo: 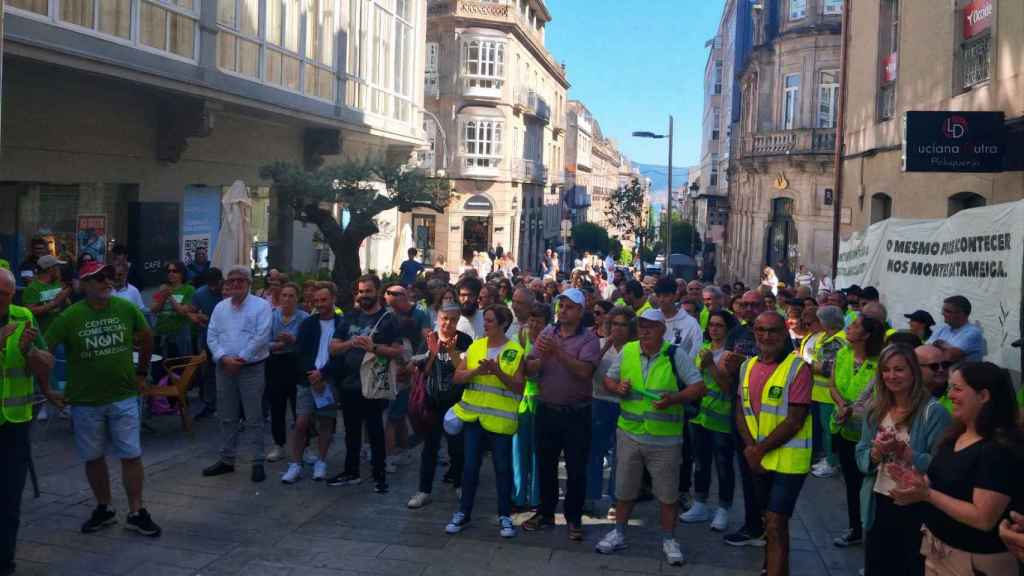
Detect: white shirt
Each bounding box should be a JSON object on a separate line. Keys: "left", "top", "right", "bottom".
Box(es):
{"left": 207, "top": 293, "right": 273, "bottom": 363}
{"left": 114, "top": 284, "right": 145, "bottom": 310}
{"left": 457, "top": 310, "right": 485, "bottom": 340}
{"left": 605, "top": 255, "right": 615, "bottom": 272}
{"left": 661, "top": 308, "right": 704, "bottom": 359}
{"left": 315, "top": 319, "right": 335, "bottom": 370}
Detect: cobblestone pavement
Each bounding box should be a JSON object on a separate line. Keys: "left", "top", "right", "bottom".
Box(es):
{"left": 14, "top": 411, "right": 864, "bottom": 575}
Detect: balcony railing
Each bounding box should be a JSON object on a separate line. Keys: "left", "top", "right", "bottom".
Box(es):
{"left": 460, "top": 157, "right": 501, "bottom": 179}
{"left": 514, "top": 89, "right": 550, "bottom": 123}
{"left": 512, "top": 159, "right": 548, "bottom": 183}
{"left": 551, "top": 169, "right": 565, "bottom": 185}
{"left": 738, "top": 128, "right": 836, "bottom": 158}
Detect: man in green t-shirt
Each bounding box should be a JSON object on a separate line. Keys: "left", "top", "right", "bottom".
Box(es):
{"left": 22, "top": 254, "right": 71, "bottom": 335}
{"left": 43, "top": 261, "right": 161, "bottom": 538}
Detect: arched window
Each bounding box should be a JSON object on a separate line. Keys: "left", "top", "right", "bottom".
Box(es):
{"left": 870, "top": 193, "right": 892, "bottom": 224}
{"left": 947, "top": 192, "right": 986, "bottom": 216}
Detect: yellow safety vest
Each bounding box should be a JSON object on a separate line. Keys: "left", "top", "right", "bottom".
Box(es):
{"left": 454, "top": 337, "right": 524, "bottom": 435}
{"left": 884, "top": 327, "right": 897, "bottom": 343}
{"left": 693, "top": 342, "right": 732, "bottom": 434}
{"left": 1, "top": 305, "right": 36, "bottom": 425}
{"left": 636, "top": 300, "right": 653, "bottom": 316}
{"left": 518, "top": 335, "right": 538, "bottom": 414}
{"left": 739, "top": 353, "right": 812, "bottom": 474}
{"left": 699, "top": 307, "right": 709, "bottom": 331}
{"left": 617, "top": 341, "right": 685, "bottom": 445}
{"left": 812, "top": 331, "right": 847, "bottom": 404}
{"left": 828, "top": 347, "right": 877, "bottom": 442}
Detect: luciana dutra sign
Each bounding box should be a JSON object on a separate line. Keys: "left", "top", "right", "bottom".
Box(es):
{"left": 902, "top": 111, "right": 1005, "bottom": 172}
{"left": 836, "top": 200, "right": 1023, "bottom": 377}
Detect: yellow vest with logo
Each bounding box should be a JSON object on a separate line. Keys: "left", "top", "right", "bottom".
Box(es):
{"left": 617, "top": 341, "right": 685, "bottom": 445}
{"left": 739, "top": 353, "right": 812, "bottom": 474}
{"left": 454, "top": 337, "right": 524, "bottom": 435}
{"left": 1, "top": 305, "right": 36, "bottom": 425}
{"left": 812, "top": 331, "right": 847, "bottom": 404}
{"left": 828, "top": 347, "right": 877, "bottom": 442}
{"left": 693, "top": 342, "right": 732, "bottom": 434}
{"left": 518, "top": 335, "right": 538, "bottom": 414}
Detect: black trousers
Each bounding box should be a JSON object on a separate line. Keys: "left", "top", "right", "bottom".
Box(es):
{"left": 833, "top": 434, "right": 863, "bottom": 536}
{"left": 339, "top": 388, "right": 387, "bottom": 482}
{"left": 266, "top": 354, "right": 299, "bottom": 447}
{"left": 865, "top": 494, "right": 924, "bottom": 576}
{"left": 1, "top": 422, "right": 30, "bottom": 573}
{"left": 418, "top": 408, "right": 464, "bottom": 493}
{"left": 535, "top": 402, "right": 591, "bottom": 525}
{"left": 735, "top": 433, "right": 764, "bottom": 535}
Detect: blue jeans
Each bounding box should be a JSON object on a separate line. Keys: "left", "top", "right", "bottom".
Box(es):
{"left": 460, "top": 421, "right": 513, "bottom": 519}
{"left": 586, "top": 399, "right": 619, "bottom": 501}
{"left": 811, "top": 402, "right": 837, "bottom": 466}
{"left": 690, "top": 422, "right": 735, "bottom": 507}
{"left": 512, "top": 408, "right": 539, "bottom": 507}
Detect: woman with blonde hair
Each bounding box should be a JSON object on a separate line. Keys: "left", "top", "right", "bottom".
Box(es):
{"left": 855, "top": 345, "right": 951, "bottom": 576}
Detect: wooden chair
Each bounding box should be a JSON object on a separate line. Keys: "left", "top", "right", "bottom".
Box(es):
{"left": 143, "top": 351, "right": 206, "bottom": 433}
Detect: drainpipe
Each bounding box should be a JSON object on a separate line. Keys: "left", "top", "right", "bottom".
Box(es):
{"left": 831, "top": 0, "right": 851, "bottom": 281}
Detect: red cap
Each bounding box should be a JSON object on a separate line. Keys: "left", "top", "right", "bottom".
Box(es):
{"left": 79, "top": 261, "right": 114, "bottom": 280}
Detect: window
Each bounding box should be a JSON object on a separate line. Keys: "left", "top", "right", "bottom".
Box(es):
{"left": 789, "top": 0, "right": 806, "bottom": 20}
{"left": 344, "top": 0, "right": 417, "bottom": 121}
{"left": 870, "top": 193, "right": 892, "bottom": 224}
{"left": 713, "top": 60, "right": 723, "bottom": 95}
{"left": 462, "top": 119, "right": 503, "bottom": 169}
{"left": 425, "top": 41, "right": 439, "bottom": 97}
{"left": 783, "top": 73, "right": 800, "bottom": 129}
{"left": 877, "top": 0, "right": 900, "bottom": 120}
{"left": 418, "top": 116, "right": 437, "bottom": 172}
{"left": 712, "top": 108, "right": 721, "bottom": 140}
{"left": 823, "top": 0, "right": 842, "bottom": 15}
{"left": 947, "top": 192, "right": 986, "bottom": 216}
{"left": 9, "top": 0, "right": 196, "bottom": 58}
{"left": 412, "top": 214, "right": 436, "bottom": 264}
{"left": 462, "top": 38, "right": 505, "bottom": 94}
{"left": 817, "top": 70, "right": 839, "bottom": 128}
{"left": 957, "top": 0, "right": 992, "bottom": 91}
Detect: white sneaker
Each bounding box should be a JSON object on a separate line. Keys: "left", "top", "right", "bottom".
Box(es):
{"left": 446, "top": 511, "right": 469, "bottom": 534}
{"left": 313, "top": 460, "right": 327, "bottom": 481}
{"left": 499, "top": 515, "right": 516, "bottom": 538}
{"left": 710, "top": 507, "right": 730, "bottom": 532}
{"left": 385, "top": 456, "right": 398, "bottom": 474}
{"left": 281, "top": 463, "right": 302, "bottom": 484}
{"left": 266, "top": 445, "right": 285, "bottom": 462}
{"left": 303, "top": 447, "right": 318, "bottom": 465}
{"left": 680, "top": 501, "right": 712, "bottom": 523}
{"left": 595, "top": 528, "right": 628, "bottom": 554}
{"left": 811, "top": 462, "right": 838, "bottom": 478}
{"left": 37, "top": 405, "right": 48, "bottom": 421}
{"left": 407, "top": 492, "right": 432, "bottom": 509}
{"left": 662, "top": 538, "right": 685, "bottom": 566}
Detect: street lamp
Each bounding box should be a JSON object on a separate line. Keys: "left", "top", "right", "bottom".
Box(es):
{"left": 633, "top": 115, "right": 674, "bottom": 274}
{"left": 421, "top": 108, "right": 448, "bottom": 177}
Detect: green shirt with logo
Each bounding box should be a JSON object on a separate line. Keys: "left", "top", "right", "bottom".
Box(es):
{"left": 45, "top": 298, "right": 150, "bottom": 406}
{"left": 22, "top": 280, "right": 64, "bottom": 334}
{"left": 154, "top": 284, "right": 195, "bottom": 335}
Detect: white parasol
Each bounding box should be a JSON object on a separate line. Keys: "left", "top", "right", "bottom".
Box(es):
{"left": 212, "top": 181, "right": 253, "bottom": 270}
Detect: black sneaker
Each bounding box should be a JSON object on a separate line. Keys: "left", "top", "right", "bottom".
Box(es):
{"left": 833, "top": 529, "right": 863, "bottom": 548}
{"left": 202, "top": 461, "right": 235, "bottom": 477}
{"left": 125, "top": 508, "right": 162, "bottom": 537}
{"left": 81, "top": 505, "right": 117, "bottom": 533}
{"left": 326, "top": 472, "right": 362, "bottom": 487}
{"left": 374, "top": 481, "right": 389, "bottom": 494}
{"left": 251, "top": 464, "right": 266, "bottom": 483}
{"left": 724, "top": 528, "right": 766, "bottom": 547}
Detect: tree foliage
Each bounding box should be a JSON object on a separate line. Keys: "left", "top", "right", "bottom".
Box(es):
{"left": 571, "top": 222, "right": 610, "bottom": 255}
{"left": 605, "top": 178, "right": 645, "bottom": 243}
{"left": 259, "top": 158, "right": 453, "bottom": 308}
{"left": 663, "top": 214, "right": 702, "bottom": 257}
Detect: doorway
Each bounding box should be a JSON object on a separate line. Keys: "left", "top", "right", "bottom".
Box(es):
{"left": 463, "top": 216, "right": 491, "bottom": 264}
{"left": 764, "top": 197, "right": 797, "bottom": 284}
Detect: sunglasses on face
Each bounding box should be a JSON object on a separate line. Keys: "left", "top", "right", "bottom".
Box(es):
{"left": 386, "top": 290, "right": 406, "bottom": 297}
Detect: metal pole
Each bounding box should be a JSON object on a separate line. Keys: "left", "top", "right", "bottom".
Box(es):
{"left": 831, "top": 0, "right": 851, "bottom": 281}
{"left": 666, "top": 115, "right": 674, "bottom": 272}
{"left": 421, "top": 109, "right": 448, "bottom": 174}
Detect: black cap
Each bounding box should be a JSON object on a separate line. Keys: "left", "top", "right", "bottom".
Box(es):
{"left": 1012, "top": 338, "right": 1021, "bottom": 348}
{"left": 903, "top": 310, "right": 935, "bottom": 326}
{"left": 861, "top": 286, "right": 880, "bottom": 301}
{"left": 654, "top": 276, "right": 677, "bottom": 295}
{"left": 844, "top": 285, "right": 863, "bottom": 296}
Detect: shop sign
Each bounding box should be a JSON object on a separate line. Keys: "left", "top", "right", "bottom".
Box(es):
{"left": 902, "top": 111, "right": 1005, "bottom": 172}
{"left": 963, "top": 0, "right": 993, "bottom": 40}
{"left": 881, "top": 52, "right": 898, "bottom": 83}
{"left": 77, "top": 215, "right": 107, "bottom": 262}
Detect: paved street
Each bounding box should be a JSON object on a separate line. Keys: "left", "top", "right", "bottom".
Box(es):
{"left": 15, "top": 412, "right": 864, "bottom": 576}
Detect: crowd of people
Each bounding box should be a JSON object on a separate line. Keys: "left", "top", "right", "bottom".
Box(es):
{"left": 2, "top": 243, "right": 1024, "bottom": 576}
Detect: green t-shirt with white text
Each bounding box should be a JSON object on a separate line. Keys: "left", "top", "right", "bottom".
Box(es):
{"left": 45, "top": 298, "right": 150, "bottom": 406}
{"left": 22, "top": 280, "right": 64, "bottom": 334}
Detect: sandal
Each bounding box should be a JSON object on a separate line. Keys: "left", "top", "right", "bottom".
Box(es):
{"left": 521, "top": 512, "right": 554, "bottom": 532}
{"left": 568, "top": 523, "right": 584, "bottom": 541}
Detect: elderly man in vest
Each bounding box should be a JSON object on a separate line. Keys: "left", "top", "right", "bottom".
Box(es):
{"left": 808, "top": 305, "right": 846, "bottom": 479}
{"left": 736, "top": 311, "right": 813, "bottom": 576}
{"left": 1, "top": 268, "right": 53, "bottom": 576}
{"left": 596, "top": 309, "right": 705, "bottom": 566}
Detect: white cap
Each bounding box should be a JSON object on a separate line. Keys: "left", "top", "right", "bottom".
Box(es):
{"left": 556, "top": 287, "right": 586, "bottom": 306}
{"left": 443, "top": 406, "right": 464, "bottom": 436}
{"left": 638, "top": 309, "right": 666, "bottom": 324}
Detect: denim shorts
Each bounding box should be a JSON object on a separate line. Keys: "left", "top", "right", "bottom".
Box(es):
{"left": 754, "top": 471, "right": 806, "bottom": 517}
{"left": 387, "top": 388, "right": 410, "bottom": 421}
{"left": 296, "top": 383, "right": 338, "bottom": 418}
{"left": 70, "top": 397, "right": 142, "bottom": 461}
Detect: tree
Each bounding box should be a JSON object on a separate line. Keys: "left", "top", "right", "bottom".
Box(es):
{"left": 259, "top": 159, "right": 453, "bottom": 309}
{"left": 605, "top": 178, "right": 645, "bottom": 245}
{"left": 608, "top": 238, "right": 623, "bottom": 263}
{"left": 662, "top": 214, "right": 702, "bottom": 257}
{"left": 571, "top": 222, "right": 610, "bottom": 255}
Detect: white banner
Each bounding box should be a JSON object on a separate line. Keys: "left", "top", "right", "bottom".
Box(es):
{"left": 836, "top": 200, "right": 1023, "bottom": 375}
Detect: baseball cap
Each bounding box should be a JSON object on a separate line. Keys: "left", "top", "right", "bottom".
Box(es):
{"left": 638, "top": 309, "right": 666, "bottom": 324}
{"left": 903, "top": 310, "right": 936, "bottom": 326}
{"left": 79, "top": 261, "right": 114, "bottom": 280}
{"left": 654, "top": 276, "right": 677, "bottom": 295}
{"left": 36, "top": 254, "right": 66, "bottom": 270}
{"left": 556, "top": 287, "right": 585, "bottom": 306}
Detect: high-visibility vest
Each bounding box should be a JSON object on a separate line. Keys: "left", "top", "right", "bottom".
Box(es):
{"left": 617, "top": 341, "right": 685, "bottom": 445}
{"left": 699, "top": 307, "right": 709, "bottom": 331}
{"left": 828, "top": 347, "right": 877, "bottom": 442}
{"left": 692, "top": 342, "right": 732, "bottom": 434}
{"left": 518, "top": 335, "right": 538, "bottom": 414}
{"left": 454, "top": 337, "right": 524, "bottom": 435}
{"left": 739, "top": 353, "right": 812, "bottom": 474}
{"left": 884, "top": 327, "right": 897, "bottom": 343}
{"left": 938, "top": 393, "right": 953, "bottom": 413}
{"left": 812, "top": 331, "right": 847, "bottom": 404}
{"left": 1, "top": 305, "right": 36, "bottom": 425}
{"left": 636, "top": 300, "right": 652, "bottom": 316}
{"left": 844, "top": 309, "right": 858, "bottom": 327}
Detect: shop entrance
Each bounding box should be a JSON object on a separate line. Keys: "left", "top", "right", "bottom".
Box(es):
{"left": 462, "top": 194, "right": 493, "bottom": 264}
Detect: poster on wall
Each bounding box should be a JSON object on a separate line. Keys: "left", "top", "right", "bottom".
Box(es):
{"left": 835, "top": 200, "right": 1023, "bottom": 376}
{"left": 76, "top": 215, "right": 107, "bottom": 262}
{"left": 182, "top": 186, "right": 221, "bottom": 265}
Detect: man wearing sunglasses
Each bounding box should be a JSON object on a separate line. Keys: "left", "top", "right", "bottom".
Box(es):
{"left": 914, "top": 345, "right": 952, "bottom": 412}
{"left": 43, "top": 261, "right": 160, "bottom": 537}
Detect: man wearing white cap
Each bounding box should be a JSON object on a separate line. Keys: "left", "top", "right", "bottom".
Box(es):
{"left": 597, "top": 308, "right": 705, "bottom": 565}
{"left": 522, "top": 287, "right": 601, "bottom": 541}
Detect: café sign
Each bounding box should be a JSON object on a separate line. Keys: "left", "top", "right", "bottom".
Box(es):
{"left": 902, "top": 111, "right": 1005, "bottom": 173}
{"left": 963, "top": 0, "right": 993, "bottom": 40}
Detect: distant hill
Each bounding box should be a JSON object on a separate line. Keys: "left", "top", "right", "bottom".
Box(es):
{"left": 631, "top": 163, "right": 690, "bottom": 204}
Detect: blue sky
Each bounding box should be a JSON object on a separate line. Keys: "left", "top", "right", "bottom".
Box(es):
{"left": 545, "top": 0, "right": 725, "bottom": 167}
